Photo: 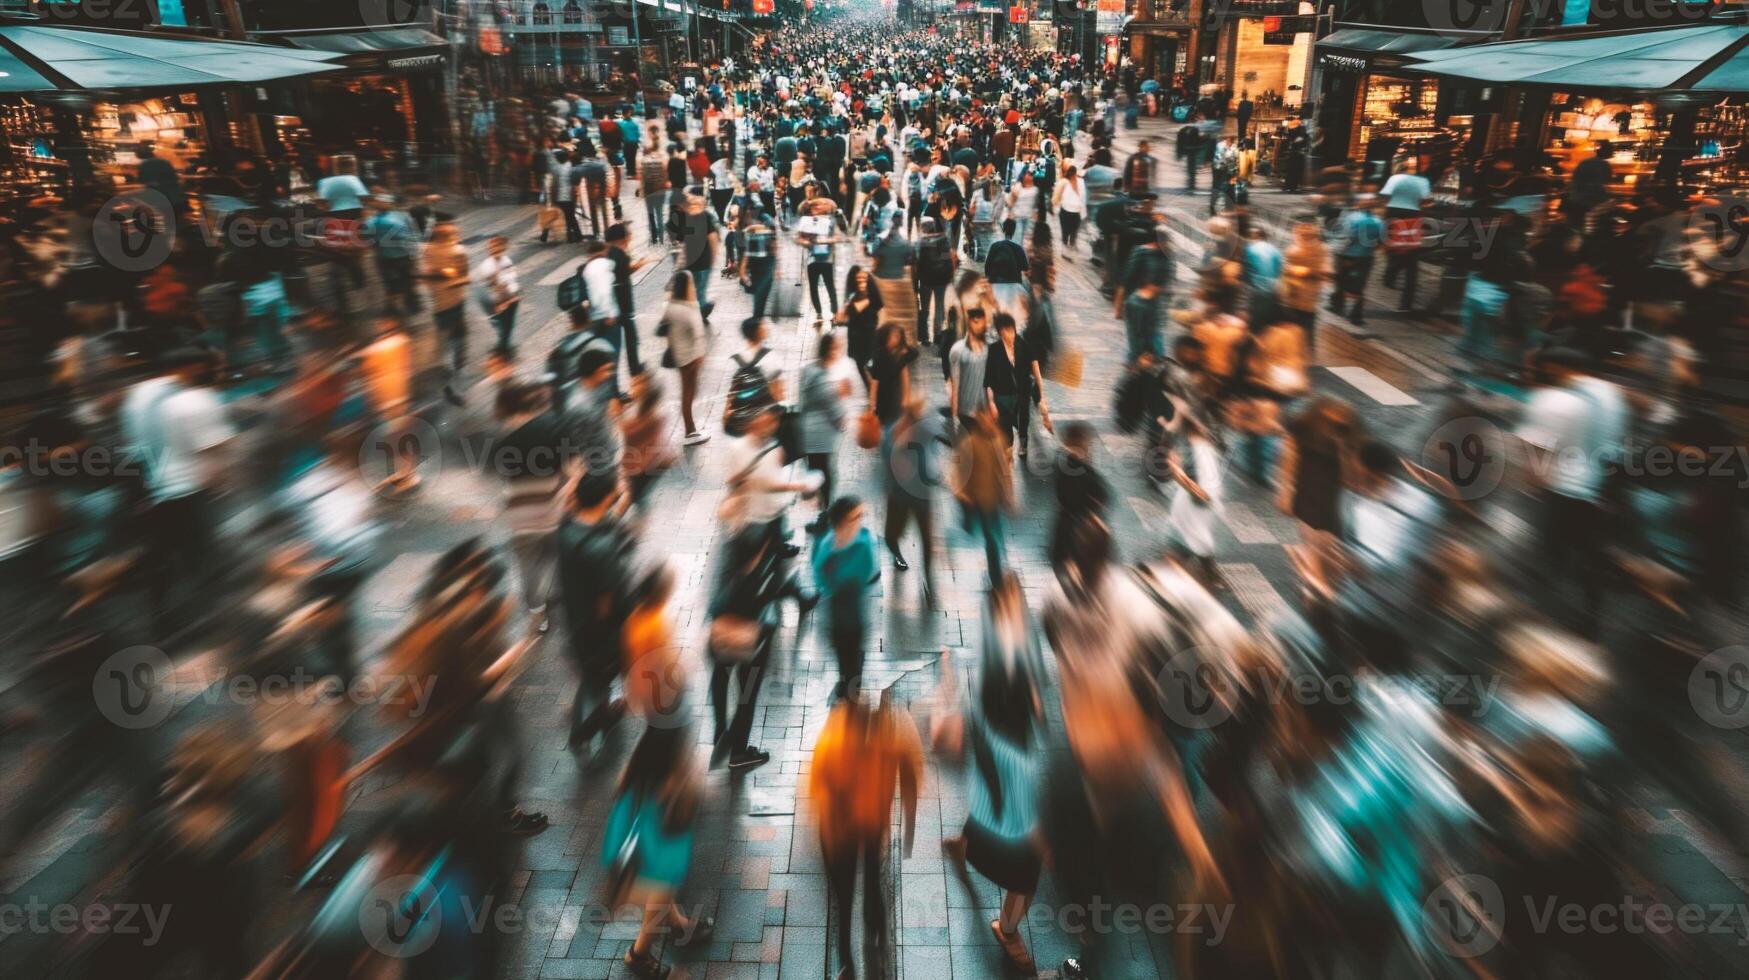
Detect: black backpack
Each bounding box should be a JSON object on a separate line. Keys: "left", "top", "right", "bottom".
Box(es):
{"left": 1114, "top": 367, "right": 1154, "bottom": 435}
{"left": 722, "top": 349, "right": 775, "bottom": 436}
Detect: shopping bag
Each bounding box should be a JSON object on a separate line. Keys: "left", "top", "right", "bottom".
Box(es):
{"left": 1046, "top": 347, "right": 1084, "bottom": 388}
{"left": 855, "top": 412, "right": 881, "bottom": 450}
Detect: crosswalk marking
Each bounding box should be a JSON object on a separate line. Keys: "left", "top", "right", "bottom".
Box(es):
{"left": 1220, "top": 562, "right": 1288, "bottom": 622}
{"left": 1325, "top": 365, "right": 1420, "bottom": 406}
{"left": 538, "top": 256, "right": 586, "bottom": 286}
{"left": 1223, "top": 501, "right": 1280, "bottom": 545}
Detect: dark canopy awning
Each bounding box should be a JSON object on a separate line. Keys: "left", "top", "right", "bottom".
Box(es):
{"left": 277, "top": 27, "right": 448, "bottom": 56}
{"left": 1318, "top": 27, "right": 1475, "bottom": 56}
{"left": 0, "top": 23, "right": 344, "bottom": 93}
{"left": 1408, "top": 22, "right": 1749, "bottom": 92}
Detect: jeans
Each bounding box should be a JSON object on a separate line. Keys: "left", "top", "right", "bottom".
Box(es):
{"left": 884, "top": 491, "right": 936, "bottom": 593}
{"left": 1234, "top": 432, "right": 1278, "bottom": 485}
{"left": 144, "top": 490, "right": 214, "bottom": 637}
{"left": 644, "top": 189, "right": 667, "bottom": 243}
{"left": 1383, "top": 208, "right": 1422, "bottom": 311}
{"left": 434, "top": 303, "right": 467, "bottom": 375}
{"left": 829, "top": 619, "right": 865, "bottom": 699}
{"left": 490, "top": 301, "right": 519, "bottom": 353}
{"left": 917, "top": 280, "right": 948, "bottom": 343}
{"left": 690, "top": 266, "right": 712, "bottom": 315}
{"left": 1460, "top": 277, "right": 1509, "bottom": 364}
{"left": 377, "top": 254, "right": 418, "bottom": 312}
{"left": 560, "top": 199, "right": 582, "bottom": 242}
{"left": 1183, "top": 158, "right": 1199, "bottom": 193}
{"left": 808, "top": 261, "right": 838, "bottom": 319}
{"left": 1210, "top": 171, "right": 1237, "bottom": 215}
{"left": 749, "top": 263, "right": 775, "bottom": 319}
{"left": 710, "top": 628, "right": 772, "bottom": 756}
{"left": 825, "top": 839, "right": 888, "bottom": 974}
{"left": 804, "top": 451, "right": 834, "bottom": 512}
{"left": 970, "top": 224, "right": 996, "bottom": 261}
{"left": 1059, "top": 210, "right": 1083, "bottom": 248}
{"left": 965, "top": 507, "right": 1005, "bottom": 581}
{"left": 1011, "top": 217, "right": 1032, "bottom": 243}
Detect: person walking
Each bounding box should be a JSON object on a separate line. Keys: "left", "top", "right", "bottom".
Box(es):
{"left": 1280, "top": 215, "right": 1331, "bottom": 347}
{"left": 811, "top": 496, "right": 879, "bottom": 700}
{"left": 953, "top": 406, "right": 1013, "bottom": 581}
{"left": 1329, "top": 194, "right": 1384, "bottom": 325}
{"left": 798, "top": 331, "right": 853, "bottom": 528}
{"left": 1053, "top": 163, "right": 1087, "bottom": 251}
{"left": 657, "top": 272, "right": 710, "bottom": 445}
{"left": 602, "top": 724, "right": 714, "bottom": 980}
{"left": 556, "top": 470, "right": 635, "bottom": 754}
{"left": 1380, "top": 160, "right": 1433, "bottom": 314}
{"left": 548, "top": 149, "right": 582, "bottom": 243}
{"left": 1125, "top": 137, "right": 1158, "bottom": 196}
{"left": 738, "top": 209, "right": 779, "bottom": 321}
{"left": 606, "top": 223, "right": 648, "bottom": 380}
{"left": 363, "top": 195, "right": 421, "bottom": 315}
{"left": 706, "top": 525, "right": 788, "bottom": 771}
{"left": 810, "top": 697, "right": 923, "bottom": 980}
{"left": 670, "top": 190, "right": 723, "bottom": 318}
{"left": 1209, "top": 134, "right": 1239, "bottom": 216}
{"left": 942, "top": 573, "right": 1048, "bottom": 976}
{"left": 947, "top": 304, "right": 991, "bottom": 429}
{"left": 422, "top": 219, "right": 473, "bottom": 405}
{"left": 912, "top": 217, "right": 957, "bottom": 345}
{"left": 984, "top": 312, "right": 1048, "bottom": 458}
{"left": 477, "top": 235, "right": 521, "bottom": 358}
{"left": 837, "top": 265, "right": 883, "bottom": 387}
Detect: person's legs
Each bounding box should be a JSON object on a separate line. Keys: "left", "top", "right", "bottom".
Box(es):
{"left": 825, "top": 844, "right": 858, "bottom": 972}
{"left": 620, "top": 315, "right": 643, "bottom": 376}
{"left": 805, "top": 451, "right": 834, "bottom": 515}
{"left": 928, "top": 283, "right": 947, "bottom": 342}
{"left": 1400, "top": 250, "right": 1420, "bottom": 311}
{"left": 809, "top": 262, "right": 830, "bottom": 319}
{"left": 645, "top": 190, "right": 666, "bottom": 244}
{"left": 563, "top": 200, "right": 583, "bottom": 243}
{"left": 981, "top": 510, "right": 1005, "bottom": 580}
{"left": 831, "top": 621, "right": 864, "bottom": 700}
{"left": 691, "top": 267, "right": 711, "bottom": 313}
{"left": 709, "top": 658, "right": 731, "bottom": 743}
{"left": 724, "top": 637, "right": 772, "bottom": 756}
{"left": 492, "top": 301, "right": 519, "bottom": 354}
{"left": 679, "top": 360, "right": 701, "bottom": 435}
{"left": 752, "top": 269, "right": 773, "bottom": 319}
{"left": 861, "top": 838, "right": 888, "bottom": 953}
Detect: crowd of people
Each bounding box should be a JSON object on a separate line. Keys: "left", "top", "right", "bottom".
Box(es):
{"left": 0, "top": 8, "right": 1745, "bottom": 980}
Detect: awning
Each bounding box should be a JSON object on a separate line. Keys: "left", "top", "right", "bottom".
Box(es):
{"left": 0, "top": 24, "right": 345, "bottom": 93}
{"left": 1408, "top": 23, "right": 1749, "bottom": 92}
{"left": 277, "top": 27, "right": 448, "bottom": 56}
{"left": 1319, "top": 27, "right": 1474, "bottom": 56}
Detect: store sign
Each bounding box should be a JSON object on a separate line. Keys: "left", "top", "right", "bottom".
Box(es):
{"left": 1321, "top": 53, "right": 1369, "bottom": 73}
{"left": 607, "top": 25, "right": 630, "bottom": 44}
{"left": 1009, "top": 3, "right": 1028, "bottom": 22}
{"left": 1262, "top": 14, "right": 1314, "bottom": 43}
{"left": 386, "top": 54, "right": 446, "bottom": 70}
{"left": 1094, "top": 0, "right": 1123, "bottom": 34}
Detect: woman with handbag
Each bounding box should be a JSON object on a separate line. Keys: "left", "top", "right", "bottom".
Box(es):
{"left": 798, "top": 332, "right": 855, "bottom": 532}
{"left": 839, "top": 265, "right": 883, "bottom": 388}
{"left": 602, "top": 723, "right": 714, "bottom": 980}
{"left": 984, "top": 312, "right": 1049, "bottom": 459}
{"left": 706, "top": 526, "right": 790, "bottom": 771}
{"left": 657, "top": 273, "right": 711, "bottom": 446}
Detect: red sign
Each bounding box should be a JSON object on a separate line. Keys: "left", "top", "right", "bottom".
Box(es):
{"left": 1262, "top": 16, "right": 1280, "bottom": 31}
{"left": 752, "top": 0, "right": 774, "bottom": 11}
{"left": 1009, "top": 3, "right": 1028, "bottom": 22}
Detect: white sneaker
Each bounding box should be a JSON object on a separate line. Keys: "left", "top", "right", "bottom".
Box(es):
{"left": 684, "top": 431, "right": 711, "bottom": 446}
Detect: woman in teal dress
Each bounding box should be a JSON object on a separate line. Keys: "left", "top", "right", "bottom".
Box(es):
{"left": 602, "top": 724, "right": 714, "bottom": 979}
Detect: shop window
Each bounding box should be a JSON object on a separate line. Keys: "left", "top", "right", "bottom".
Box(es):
{"left": 562, "top": 0, "right": 584, "bottom": 24}
{"left": 532, "top": 2, "right": 553, "bottom": 25}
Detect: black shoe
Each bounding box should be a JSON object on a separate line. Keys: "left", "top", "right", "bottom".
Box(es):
{"left": 728, "top": 746, "right": 771, "bottom": 771}
{"left": 623, "top": 949, "right": 670, "bottom": 980}
{"left": 499, "top": 807, "right": 550, "bottom": 836}
{"left": 892, "top": 553, "right": 910, "bottom": 571}
{"left": 781, "top": 543, "right": 802, "bottom": 558}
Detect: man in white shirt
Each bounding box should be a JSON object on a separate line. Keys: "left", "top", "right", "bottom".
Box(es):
{"left": 118, "top": 348, "right": 233, "bottom": 635}
{"left": 1379, "top": 161, "right": 1434, "bottom": 314}
{"left": 580, "top": 237, "right": 619, "bottom": 332}
{"left": 1516, "top": 347, "right": 1630, "bottom": 633}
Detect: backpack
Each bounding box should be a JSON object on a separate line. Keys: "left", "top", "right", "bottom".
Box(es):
{"left": 1175, "top": 124, "right": 1199, "bottom": 159}
{"left": 557, "top": 270, "right": 585, "bottom": 313}
{"left": 723, "top": 349, "right": 775, "bottom": 436}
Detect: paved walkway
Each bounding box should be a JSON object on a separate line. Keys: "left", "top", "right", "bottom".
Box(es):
{"left": 5, "top": 130, "right": 1749, "bottom": 980}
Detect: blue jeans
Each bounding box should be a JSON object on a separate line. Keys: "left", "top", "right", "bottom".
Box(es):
{"left": 690, "top": 267, "right": 712, "bottom": 315}
{"left": 1460, "top": 277, "right": 1509, "bottom": 365}
{"left": 964, "top": 507, "right": 1005, "bottom": 580}
{"left": 1234, "top": 432, "right": 1279, "bottom": 485}
{"left": 644, "top": 189, "right": 667, "bottom": 244}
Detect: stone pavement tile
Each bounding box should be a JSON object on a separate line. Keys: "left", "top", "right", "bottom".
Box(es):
{"left": 541, "top": 958, "right": 615, "bottom": 980}
{"left": 715, "top": 887, "right": 771, "bottom": 944}
{"left": 778, "top": 924, "right": 828, "bottom": 978}
{"left": 704, "top": 963, "right": 763, "bottom": 980}
{"left": 902, "top": 943, "right": 954, "bottom": 980}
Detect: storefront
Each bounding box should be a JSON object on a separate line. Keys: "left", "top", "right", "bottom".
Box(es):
{"left": 1541, "top": 94, "right": 1749, "bottom": 193}
{"left": 256, "top": 29, "right": 453, "bottom": 155}
{"left": 1313, "top": 27, "right": 1494, "bottom": 180}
